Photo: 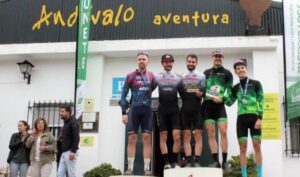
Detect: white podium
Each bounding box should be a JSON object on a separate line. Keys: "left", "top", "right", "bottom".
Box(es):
{"left": 164, "top": 167, "right": 223, "bottom": 177}
{"left": 111, "top": 168, "right": 222, "bottom": 177}
{"left": 111, "top": 176, "right": 156, "bottom": 177}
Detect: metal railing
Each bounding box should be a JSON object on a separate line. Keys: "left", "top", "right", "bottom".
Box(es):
{"left": 285, "top": 118, "right": 300, "bottom": 157}
{"left": 27, "top": 100, "right": 74, "bottom": 139}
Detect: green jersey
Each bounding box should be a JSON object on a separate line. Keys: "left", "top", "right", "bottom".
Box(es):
{"left": 203, "top": 66, "right": 233, "bottom": 101}
{"left": 225, "top": 77, "right": 264, "bottom": 119}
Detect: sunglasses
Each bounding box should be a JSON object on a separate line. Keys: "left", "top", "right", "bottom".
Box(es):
{"left": 137, "top": 52, "right": 149, "bottom": 57}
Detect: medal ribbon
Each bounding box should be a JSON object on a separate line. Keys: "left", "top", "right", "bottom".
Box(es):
{"left": 240, "top": 77, "right": 249, "bottom": 99}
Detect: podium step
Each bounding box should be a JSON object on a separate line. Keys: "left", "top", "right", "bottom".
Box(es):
{"left": 164, "top": 167, "right": 223, "bottom": 177}
{"left": 110, "top": 175, "right": 156, "bottom": 177}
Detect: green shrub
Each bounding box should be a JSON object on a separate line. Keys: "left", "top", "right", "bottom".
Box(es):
{"left": 223, "top": 154, "right": 257, "bottom": 177}
{"left": 84, "top": 163, "right": 122, "bottom": 177}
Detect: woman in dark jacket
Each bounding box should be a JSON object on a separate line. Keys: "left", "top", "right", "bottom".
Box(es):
{"left": 7, "top": 120, "right": 30, "bottom": 177}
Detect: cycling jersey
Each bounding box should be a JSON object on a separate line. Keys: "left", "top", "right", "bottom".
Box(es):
{"left": 155, "top": 71, "right": 181, "bottom": 107}
{"left": 226, "top": 77, "right": 264, "bottom": 119}
{"left": 204, "top": 66, "right": 233, "bottom": 101}
{"left": 120, "top": 69, "right": 156, "bottom": 115}
{"left": 180, "top": 70, "right": 206, "bottom": 104}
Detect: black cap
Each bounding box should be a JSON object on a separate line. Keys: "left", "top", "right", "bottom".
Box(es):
{"left": 161, "top": 54, "right": 174, "bottom": 63}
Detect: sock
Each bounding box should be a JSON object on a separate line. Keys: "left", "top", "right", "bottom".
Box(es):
{"left": 144, "top": 158, "right": 151, "bottom": 171}
{"left": 222, "top": 153, "right": 228, "bottom": 164}
{"left": 256, "top": 165, "right": 262, "bottom": 177}
{"left": 241, "top": 166, "right": 247, "bottom": 177}
{"left": 172, "top": 152, "right": 179, "bottom": 163}
{"left": 212, "top": 153, "right": 219, "bottom": 163}
{"left": 194, "top": 155, "right": 201, "bottom": 163}
{"left": 128, "top": 157, "right": 135, "bottom": 170}
{"left": 186, "top": 156, "right": 192, "bottom": 163}
{"left": 162, "top": 153, "right": 169, "bottom": 164}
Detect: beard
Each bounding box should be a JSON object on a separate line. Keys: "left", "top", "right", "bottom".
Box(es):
{"left": 187, "top": 65, "right": 195, "bottom": 71}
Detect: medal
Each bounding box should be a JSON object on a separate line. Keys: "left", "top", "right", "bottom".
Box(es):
{"left": 240, "top": 78, "right": 249, "bottom": 105}
{"left": 242, "top": 97, "right": 247, "bottom": 104}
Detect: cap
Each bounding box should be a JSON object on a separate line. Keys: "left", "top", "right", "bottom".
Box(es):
{"left": 212, "top": 49, "right": 224, "bottom": 56}
{"left": 161, "top": 54, "right": 174, "bottom": 63}
{"left": 233, "top": 59, "right": 247, "bottom": 69}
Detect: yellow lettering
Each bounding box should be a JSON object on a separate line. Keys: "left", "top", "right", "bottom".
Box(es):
{"left": 123, "top": 6, "right": 134, "bottom": 23}
{"left": 91, "top": 10, "right": 101, "bottom": 25}
{"left": 114, "top": 4, "right": 123, "bottom": 26}
{"left": 192, "top": 11, "right": 200, "bottom": 27}
{"left": 162, "top": 13, "right": 172, "bottom": 23}
{"left": 32, "top": 5, "right": 53, "bottom": 30}
{"left": 222, "top": 14, "right": 229, "bottom": 24}
{"left": 102, "top": 9, "right": 114, "bottom": 26}
{"left": 202, "top": 13, "right": 210, "bottom": 23}
{"left": 212, "top": 14, "right": 219, "bottom": 25}
{"left": 182, "top": 15, "right": 190, "bottom": 24}
{"left": 153, "top": 15, "right": 161, "bottom": 25}
{"left": 67, "top": 6, "right": 78, "bottom": 27}
{"left": 173, "top": 15, "right": 180, "bottom": 24}
{"left": 53, "top": 11, "right": 66, "bottom": 26}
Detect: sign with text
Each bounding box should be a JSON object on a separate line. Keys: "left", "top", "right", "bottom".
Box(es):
{"left": 262, "top": 93, "right": 281, "bottom": 140}
{"left": 112, "top": 77, "right": 127, "bottom": 99}
{"left": 0, "top": 0, "right": 282, "bottom": 44}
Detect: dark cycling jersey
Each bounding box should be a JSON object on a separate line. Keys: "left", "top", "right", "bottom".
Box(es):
{"left": 203, "top": 66, "right": 233, "bottom": 101}
{"left": 225, "top": 77, "right": 264, "bottom": 119}
{"left": 155, "top": 71, "right": 181, "bottom": 107}
{"left": 120, "top": 69, "right": 156, "bottom": 115}
{"left": 155, "top": 71, "right": 181, "bottom": 131}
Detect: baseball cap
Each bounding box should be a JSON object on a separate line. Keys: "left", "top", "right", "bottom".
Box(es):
{"left": 233, "top": 59, "right": 247, "bottom": 69}
{"left": 212, "top": 49, "right": 224, "bottom": 56}
{"left": 161, "top": 54, "right": 174, "bottom": 63}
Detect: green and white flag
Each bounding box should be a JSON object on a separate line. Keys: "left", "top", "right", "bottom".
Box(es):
{"left": 284, "top": 0, "right": 300, "bottom": 120}
{"left": 76, "top": 0, "right": 92, "bottom": 119}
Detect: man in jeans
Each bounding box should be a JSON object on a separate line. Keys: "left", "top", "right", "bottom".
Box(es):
{"left": 57, "top": 106, "right": 80, "bottom": 177}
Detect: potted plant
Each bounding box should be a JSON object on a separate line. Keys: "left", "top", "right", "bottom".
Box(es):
{"left": 84, "top": 163, "right": 121, "bottom": 177}
{"left": 223, "top": 154, "right": 257, "bottom": 177}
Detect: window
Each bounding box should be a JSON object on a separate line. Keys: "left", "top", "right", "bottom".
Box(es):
{"left": 27, "top": 100, "right": 74, "bottom": 139}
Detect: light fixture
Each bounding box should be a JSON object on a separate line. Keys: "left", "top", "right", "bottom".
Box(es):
{"left": 17, "top": 60, "right": 34, "bottom": 84}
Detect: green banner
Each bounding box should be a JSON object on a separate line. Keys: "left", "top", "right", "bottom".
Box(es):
{"left": 287, "top": 81, "right": 300, "bottom": 120}
{"left": 284, "top": 0, "right": 300, "bottom": 120}
{"left": 76, "top": 0, "right": 92, "bottom": 118}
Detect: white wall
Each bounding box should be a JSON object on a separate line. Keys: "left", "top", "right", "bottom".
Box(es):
{"left": 0, "top": 58, "right": 75, "bottom": 167}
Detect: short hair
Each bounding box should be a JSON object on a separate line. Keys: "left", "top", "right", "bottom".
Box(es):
{"left": 186, "top": 54, "right": 198, "bottom": 62}
{"left": 60, "top": 106, "right": 72, "bottom": 114}
{"left": 19, "top": 120, "right": 30, "bottom": 131}
{"left": 34, "top": 118, "right": 49, "bottom": 132}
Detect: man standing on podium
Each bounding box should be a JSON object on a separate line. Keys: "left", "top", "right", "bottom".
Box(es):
{"left": 120, "top": 52, "right": 156, "bottom": 176}
{"left": 203, "top": 49, "right": 233, "bottom": 170}
{"left": 154, "top": 54, "right": 181, "bottom": 169}
{"left": 179, "top": 54, "right": 206, "bottom": 167}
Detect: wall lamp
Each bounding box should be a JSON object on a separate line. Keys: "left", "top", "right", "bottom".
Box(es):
{"left": 17, "top": 60, "right": 34, "bottom": 84}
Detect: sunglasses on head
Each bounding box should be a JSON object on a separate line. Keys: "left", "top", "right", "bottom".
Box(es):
{"left": 137, "top": 52, "right": 149, "bottom": 57}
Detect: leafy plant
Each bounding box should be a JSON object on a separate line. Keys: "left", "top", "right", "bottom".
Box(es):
{"left": 223, "top": 154, "right": 257, "bottom": 177}
{"left": 84, "top": 163, "right": 122, "bottom": 177}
